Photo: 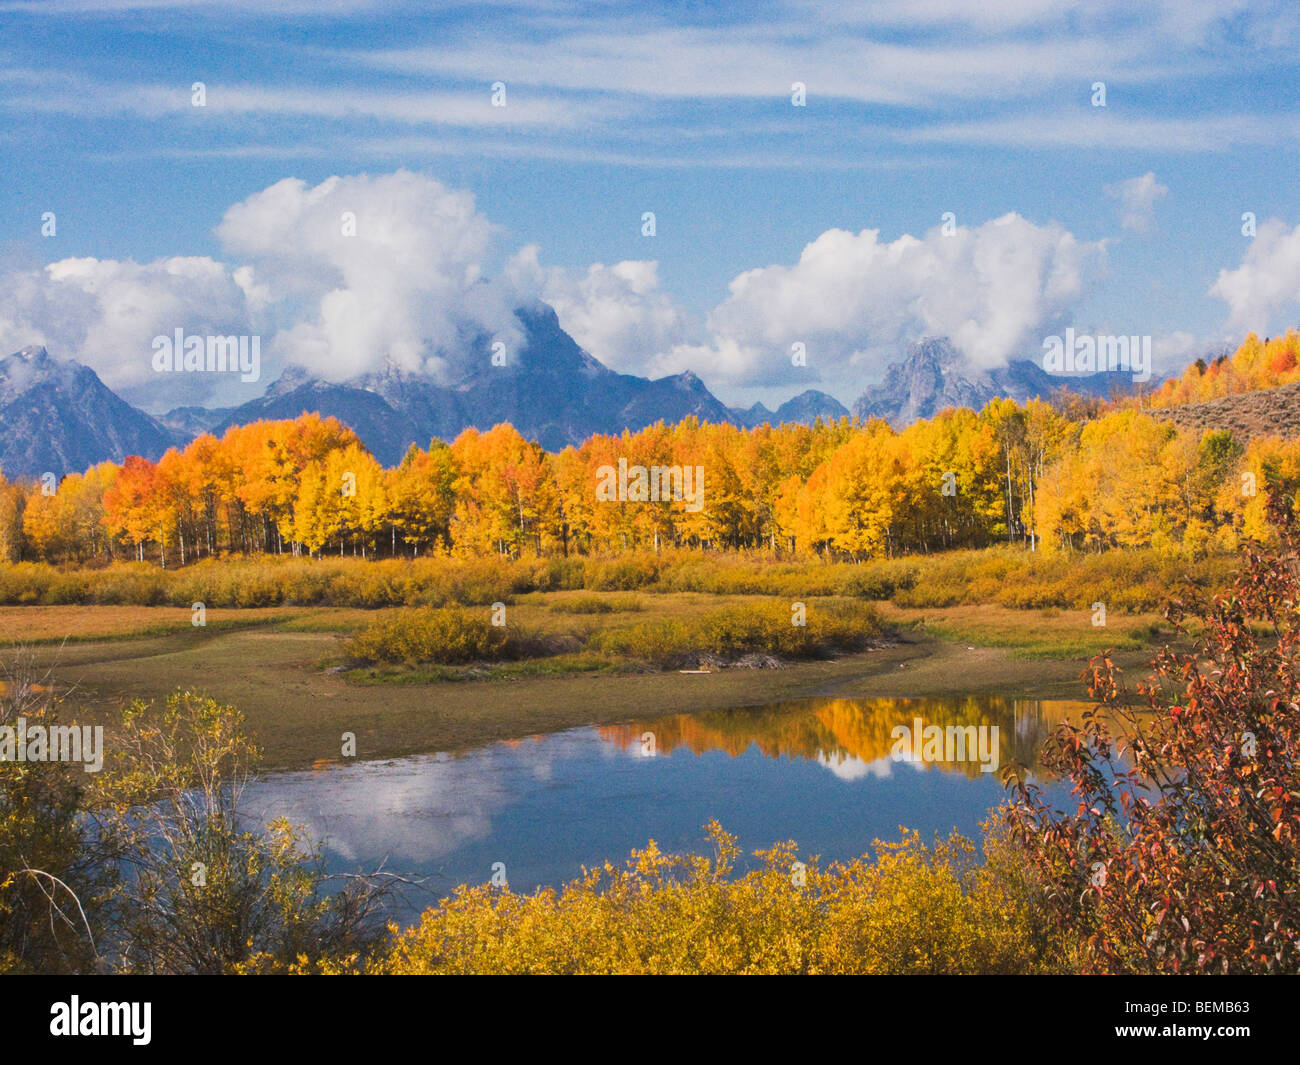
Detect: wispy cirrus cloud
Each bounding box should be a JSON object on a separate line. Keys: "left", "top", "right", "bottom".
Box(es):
{"left": 5, "top": 0, "right": 1296, "bottom": 164}
{"left": 0, "top": 0, "right": 380, "bottom": 13}
{"left": 1, "top": 70, "right": 620, "bottom": 129}
{"left": 900, "top": 113, "right": 1300, "bottom": 152}
{"left": 360, "top": 32, "right": 1165, "bottom": 108}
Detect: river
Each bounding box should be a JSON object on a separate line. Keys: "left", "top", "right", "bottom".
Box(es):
{"left": 241, "top": 694, "right": 1089, "bottom": 921}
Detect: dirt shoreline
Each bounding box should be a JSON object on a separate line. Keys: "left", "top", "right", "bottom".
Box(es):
{"left": 26, "top": 625, "right": 1155, "bottom": 771}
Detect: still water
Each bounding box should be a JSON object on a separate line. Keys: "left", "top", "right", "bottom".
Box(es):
{"left": 241, "top": 695, "right": 1087, "bottom": 920}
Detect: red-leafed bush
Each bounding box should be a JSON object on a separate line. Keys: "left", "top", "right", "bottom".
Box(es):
{"left": 1006, "top": 492, "right": 1300, "bottom": 973}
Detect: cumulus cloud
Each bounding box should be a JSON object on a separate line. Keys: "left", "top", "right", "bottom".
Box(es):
{"left": 506, "top": 245, "right": 694, "bottom": 376}
{"left": 0, "top": 255, "right": 253, "bottom": 406}
{"left": 1209, "top": 218, "right": 1300, "bottom": 334}
{"left": 0, "top": 171, "right": 529, "bottom": 407}
{"left": 0, "top": 171, "right": 1115, "bottom": 411}
{"left": 1106, "top": 171, "right": 1168, "bottom": 233}
{"left": 216, "top": 170, "right": 523, "bottom": 384}
{"left": 668, "top": 213, "right": 1109, "bottom": 391}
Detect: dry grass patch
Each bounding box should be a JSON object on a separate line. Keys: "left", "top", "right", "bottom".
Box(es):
{"left": 0, "top": 605, "right": 305, "bottom": 643}
{"left": 876, "top": 603, "right": 1170, "bottom": 658}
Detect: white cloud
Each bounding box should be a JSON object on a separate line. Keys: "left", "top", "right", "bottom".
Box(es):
{"left": 0, "top": 173, "right": 1114, "bottom": 411}
{"left": 354, "top": 0, "right": 1299, "bottom": 121}
{"left": 216, "top": 170, "right": 523, "bottom": 383}
{"left": 506, "top": 246, "right": 694, "bottom": 376}
{"left": 198, "top": 85, "right": 611, "bottom": 129}
{"left": 5, "top": 0, "right": 1298, "bottom": 173}
{"left": 1106, "top": 172, "right": 1169, "bottom": 232}
{"left": 815, "top": 751, "right": 893, "bottom": 781}
{"left": 367, "top": 31, "right": 1150, "bottom": 110}
{"left": 0, "top": 67, "right": 618, "bottom": 132}
{"left": 795, "top": 0, "right": 1275, "bottom": 37}
{"left": 675, "top": 214, "right": 1109, "bottom": 391}
{"left": 0, "top": 171, "right": 526, "bottom": 405}
{"left": 0, "top": 0, "right": 377, "bottom": 14}
{"left": 239, "top": 750, "right": 509, "bottom": 868}
{"left": 1150, "top": 330, "right": 1233, "bottom": 378}
{"left": 1209, "top": 218, "right": 1300, "bottom": 333}
{"left": 0, "top": 255, "right": 253, "bottom": 406}
{"left": 902, "top": 113, "right": 1300, "bottom": 152}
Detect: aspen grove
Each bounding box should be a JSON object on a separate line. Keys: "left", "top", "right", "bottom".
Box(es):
{"left": 5, "top": 332, "right": 1300, "bottom": 568}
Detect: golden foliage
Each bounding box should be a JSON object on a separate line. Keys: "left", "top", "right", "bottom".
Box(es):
{"left": 377, "top": 818, "right": 1068, "bottom": 975}
{"left": 1148, "top": 330, "right": 1300, "bottom": 408}
{"left": 5, "top": 337, "right": 1298, "bottom": 567}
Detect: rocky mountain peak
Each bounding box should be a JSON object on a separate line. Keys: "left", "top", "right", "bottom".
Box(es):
{"left": 0, "top": 346, "right": 175, "bottom": 479}
{"left": 851, "top": 336, "right": 1145, "bottom": 428}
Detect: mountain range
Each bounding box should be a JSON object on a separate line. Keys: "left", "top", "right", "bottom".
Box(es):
{"left": 0, "top": 345, "right": 175, "bottom": 480}
{"left": 851, "top": 337, "right": 1142, "bottom": 428}
{"left": 172, "top": 304, "right": 805, "bottom": 464}
{"left": 0, "top": 303, "right": 1156, "bottom": 479}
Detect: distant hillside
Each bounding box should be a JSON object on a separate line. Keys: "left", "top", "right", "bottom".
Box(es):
{"left": 1150, "top": 330, "right": 1297, "bottom": 408}
{"left": 731, "top": 389, "right": 850, "bottom": 428}
{"left": 1149, "top": 380, "right": 1300, "bottom": 440}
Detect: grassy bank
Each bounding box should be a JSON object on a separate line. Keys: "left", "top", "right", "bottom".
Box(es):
{"left": 0, "top": 544, "right": 1235, "bottom": 612}
{"left": 1, "top": 543, "right": 1200, "bottom": 770}
{"left": 10, "top": 601, "right": 1166, "bottom": 770}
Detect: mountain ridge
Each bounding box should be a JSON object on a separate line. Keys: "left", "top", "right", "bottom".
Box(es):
{"left": 2, "top": 316, "right": 1174, "bottom": 480}
{"left": 0, "top": 346, "right": 178, "bottom": 480}
{"left": 850, "top": 337, "right": 1151, "bottom": 428}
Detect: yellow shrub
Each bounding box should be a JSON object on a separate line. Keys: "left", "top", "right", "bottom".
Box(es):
{"left": 377, "top": 818, "right": 1068, "bottom": 975}
{"left": 346, "top": 607, "right": 516, "bottom": 665}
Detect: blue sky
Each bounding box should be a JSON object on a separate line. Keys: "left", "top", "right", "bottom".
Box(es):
{"left": 2, "top": 0, "right": 1299, "bottom": 411}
